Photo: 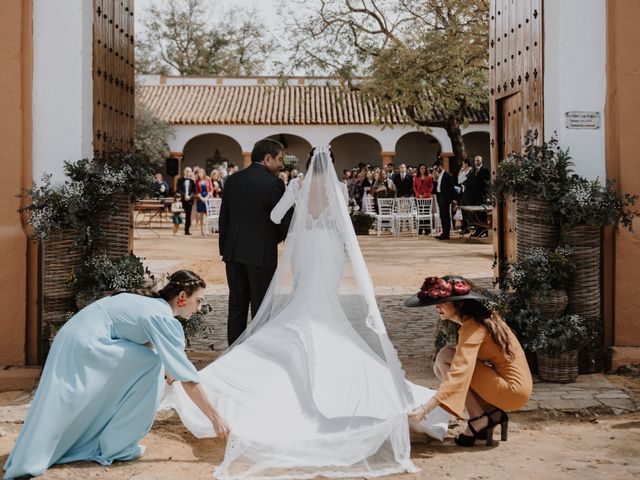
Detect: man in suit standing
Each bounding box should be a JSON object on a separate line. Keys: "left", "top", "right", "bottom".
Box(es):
{"left": 219, "top": 139, "right": 293, "bottom": 345}
{"left": 392, "top": 163, "right": 414, "bottom": 197}
{"left": 465, "top": 155, "right": 492, "bottom": 237}
{"left": 433, "top": 160, "right": 455, "bottom": 240}
{"left": 176, "top": 167, "right": 196, "bottom": 235}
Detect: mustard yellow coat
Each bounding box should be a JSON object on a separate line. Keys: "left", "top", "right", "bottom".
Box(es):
{"left": 435, "top": 320, "right": 533, "bottom": 418}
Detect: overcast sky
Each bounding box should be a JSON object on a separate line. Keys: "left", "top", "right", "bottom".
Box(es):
{"left": 135, "top": 0, "right": 289, "bottom": 74}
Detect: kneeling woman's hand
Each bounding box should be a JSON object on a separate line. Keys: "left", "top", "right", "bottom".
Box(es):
{"left": 408, "top": 397, "right": 438, "bottom": 423}
{"left": 182, "top": 381, "right": 231, "bottom": 440}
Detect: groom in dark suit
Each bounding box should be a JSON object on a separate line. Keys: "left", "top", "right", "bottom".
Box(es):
{"left": 219, "top": 139, "right": 293, "bottom": 345}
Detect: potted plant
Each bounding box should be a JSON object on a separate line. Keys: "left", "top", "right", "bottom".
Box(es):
{"left": 69, "top": 253, "right": 152, "bottom": 308}
{"left": 348, "top": 199, "right": 374, "bottom": 235}
{"left": 557, "top": 176, "right": 637, "bottom": 233}
{"left": 527, "top": 313, "right": 590, "bottom": 383}
{"left": 503, "top": 246, "right": 575, "bottom": 318}
{"left": 556, "top": 176, "right": 637, "bottom": 372}
{"left": 492, "top": 132, "right": 573, "bottom": 254}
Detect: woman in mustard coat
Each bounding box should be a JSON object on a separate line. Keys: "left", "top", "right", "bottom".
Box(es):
{"left": 405, "top": 275, "right": 532, "bottom": 446}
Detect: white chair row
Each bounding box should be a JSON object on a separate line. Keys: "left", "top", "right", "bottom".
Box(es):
{"left": 204, "top": 198, "right": 222, "bottom": 235}
{"left": 372, "top": 197, "right": 450, "bottom": 237}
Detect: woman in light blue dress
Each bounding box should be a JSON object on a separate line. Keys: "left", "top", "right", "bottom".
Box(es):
{"left": 3, "top": 270, "right": 229, "bottom": 479}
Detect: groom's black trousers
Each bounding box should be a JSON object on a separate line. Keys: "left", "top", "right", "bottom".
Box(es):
{"left": 225, "top": 261, "right": 275, "bottom": 345}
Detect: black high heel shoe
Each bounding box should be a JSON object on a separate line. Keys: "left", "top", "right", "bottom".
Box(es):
{"left": 454, "top": 409, "right": 509, "bottom": 447}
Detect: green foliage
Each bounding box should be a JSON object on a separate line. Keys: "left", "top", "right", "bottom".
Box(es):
{"left": 492, "top": 132, "right": 573, "bottom": 203}
{"left": 503, "top": 246, "right": 576, "bottom": 294}
{"left": 136, "top": 0, "right": 275, "bottom": 76}
{"left": 557, "top": 176, "right": 638, "bottom": 232}
{"left": 176, "top": 303, "right": 213, "bottom": 346}
{"left": 70, "top": 254, "right": 151, "bottom": 306}
{"left": 348, "top": 199, "right": 374, "bottom": 231}
{"left": 134, "top": 104, "right": 173, "bottom": 168}
{"left": 21, "top": 153, "right": 154, "bottom": 242}
{"left": 519, "top": 313, "right": 590, "bottom": 355}
{"left": 285, "top": 0, "right": 490, "bottom": 161}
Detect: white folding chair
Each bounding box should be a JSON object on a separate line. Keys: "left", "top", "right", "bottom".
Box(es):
{"left": 414, "top": 198, "right": 434, "bottom": 235}
{"left": 393, "top": 197, "right": 416, "bottom": 237}
{"left": 362, "top": 193, "right": 376, "bottom": 217}
{"left": 375, "top": 198, "right": 395, "bottom": 236}
{"left": 204, "top": 198, "right": 222, "bottom": 235}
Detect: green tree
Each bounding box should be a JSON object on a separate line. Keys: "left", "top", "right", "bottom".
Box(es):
{"left": 137, "top": 0, "right": 276, "bottom": 76}
{"left": 134, "top": 102, "right": 173, "bottom": 168}
{"left": 284, "top": 0, "right": 489, "bottom": 162}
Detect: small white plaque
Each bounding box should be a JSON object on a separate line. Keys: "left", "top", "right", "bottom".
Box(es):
{"left": 565, "top": 111, "right": 601, "bottom": 129}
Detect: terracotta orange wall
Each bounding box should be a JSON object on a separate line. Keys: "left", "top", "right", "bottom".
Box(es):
{"left": 606, "top": 0, "right": 640, "bottom": 348}
{"left": 0, "top": 1, "right": 31, "bottom": 365}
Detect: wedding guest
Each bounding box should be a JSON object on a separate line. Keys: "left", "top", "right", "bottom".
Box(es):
{"left": 3, "top": 271, "right": 229, "bottom": 479}
{"left": 278, "top": 171, "right": 289, "bottom": 187}
{"left": 195, "top": 168, "right": 213, "bottom": 235}
{"left": 392, "top": 163, "right": 414, "bottom": 197}
{"left": 176, "top": 167, "right": 196, "bottom": 235}
{"left": 456, "top": 159, "right": 473, "bottom": 234}
{"left": 465, "top": 155, "right": 492, "bottom": 237}
{"left": 290, "top": 168, "right": 299, "bottom": 179}
{"left": 373, "top": 170, "right": 396, "bottom": 212}
{"left": 406, "top": 275, "right": 532, "bottom": 447}
{"left": 413, "top": 163, "right": 433, "bottom": 199}
{"left": 170, "top": 193, "right": 184, "bottom": 236}
{"left": 153, "top": 173, "right": 170, "bottom": 198}
{"left": 360, "top": 170, "right": 375, "bottom": 213}
{"left": 433, "top": 160, "right": 455, "bottom": 240}
{"left": 210, "top": 170, "right": 223, "bottom": 198}
{"left": 352, "top": 170, "right": 366, "bottom": 207}
{"left": 385, "top": 163, "right": 395, "bottom": 177}
{"left": 457, "top": 159, "right": 472, "bottom": 198}
{"left": 342, "top": 169, "right": 352, "bottom": 184}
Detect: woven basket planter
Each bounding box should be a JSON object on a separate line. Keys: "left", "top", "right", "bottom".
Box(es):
{"left": 516, "top": 195, "right": 558, "bottom": 260}
{"left": 94, "top": 193, "right": 132, "bottom": 258}
{"left": 537, "top": 350, "right": 579, "bottom": 383}
{"left": 528, "top": 288, "right": 568, "bottom": 319}
{"left": 561, "top": 225, "right": 602, "bottom": 372}
{"left": 41, "top": 227, "right": 83, "bottom": 353}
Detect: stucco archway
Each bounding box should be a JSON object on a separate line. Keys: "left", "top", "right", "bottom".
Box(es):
{"left": 183, "top": 133, "right": 243, "bottom": 174}
{"left": 395, "top": 132, "right": 443, "bottom": 168}
{"left": 329, "top": 133, "right": 382, "bottom": 174}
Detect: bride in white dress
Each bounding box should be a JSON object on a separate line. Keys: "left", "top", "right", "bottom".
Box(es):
{"left": 162, "top": 146, "right": 448, "bottom": 480}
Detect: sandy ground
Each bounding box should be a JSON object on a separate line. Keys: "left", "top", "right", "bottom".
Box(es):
{"left": 2, "top": 226, "right": 640, "bottom": 479}
{"left": 133, "top": 225, "right": 496, "bottom": 288}
{"left": 2, "top": 390, "right": 640, "bottom": 480}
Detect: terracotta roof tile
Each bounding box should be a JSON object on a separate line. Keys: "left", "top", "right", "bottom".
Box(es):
{"left": 138, "top": 85, "right": 489, "bottom": 125}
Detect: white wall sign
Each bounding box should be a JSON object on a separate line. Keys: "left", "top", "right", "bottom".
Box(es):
{"left": 565, "top": 111, "right": 601, "bottom": 129}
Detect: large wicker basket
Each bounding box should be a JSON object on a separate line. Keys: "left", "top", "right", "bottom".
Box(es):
{"left": 561, "top": 225, "right": 602, "bottom": 372}
{"left": 537, "top": 350, "right": 579, "bottom": 383}
{"left": 94, "top": 192, "right": 132, "bottom": 257}
{"left": 41, "top": 227, "right": 83, "bottom": 355}
{"left": 528, "top": 288, "right": 568, "bottom": 318}
{"left": 516, "top": 195, "right": 558, "bottom": 260}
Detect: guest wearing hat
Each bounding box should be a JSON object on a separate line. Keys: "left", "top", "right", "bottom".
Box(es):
{"left": 405, "top": 276, "right": 532, "bottom": 446}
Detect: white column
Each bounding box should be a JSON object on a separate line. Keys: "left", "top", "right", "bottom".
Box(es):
{"left": 33, "top": 0, "right": 94, "bottom": 182}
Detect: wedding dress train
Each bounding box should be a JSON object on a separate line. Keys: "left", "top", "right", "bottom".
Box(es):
{"left": 161, "top": 147, "right": 448, "bottom": 479}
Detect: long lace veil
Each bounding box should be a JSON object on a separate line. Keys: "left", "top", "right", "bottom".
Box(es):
{"left": 163, "top": 146, "right": 421, "bottom": 479}
{"left": 226, "top": 146, "right": 414, "bottom": 408}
